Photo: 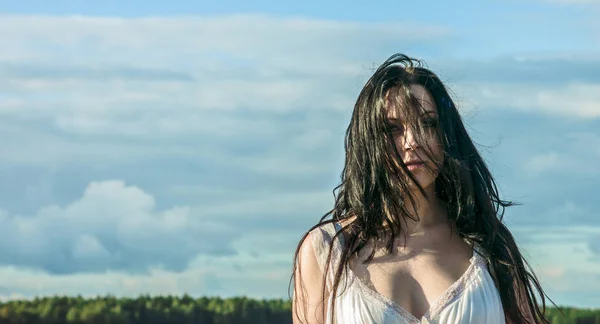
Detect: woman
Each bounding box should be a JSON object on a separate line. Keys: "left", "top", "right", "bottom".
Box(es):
{"left": 290, "top": 53, "right": 554, "bottom": 323}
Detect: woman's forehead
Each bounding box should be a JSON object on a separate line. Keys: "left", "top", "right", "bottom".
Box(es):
{"left": 386, "top": 84, "right": 438, "bottom": 120}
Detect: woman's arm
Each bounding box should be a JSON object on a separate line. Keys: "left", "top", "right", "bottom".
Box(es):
{"left": 292, "top": 232, "right": 328, "bottom": 324}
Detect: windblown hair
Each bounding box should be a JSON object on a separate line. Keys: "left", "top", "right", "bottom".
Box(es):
{"left": 290, "top": 53, "right": 555, "bottom": 324}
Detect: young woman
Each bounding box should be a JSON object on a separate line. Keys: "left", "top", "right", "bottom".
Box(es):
{"left": 290, "top": 54, "right": 553, "bottom": 323}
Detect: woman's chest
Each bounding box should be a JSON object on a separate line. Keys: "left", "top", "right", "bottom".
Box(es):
{"left": 331, "top": 266, "right": 505, "bottom": 324}
{"left": 347, "top": 239, "right": 474, "bottom": 318}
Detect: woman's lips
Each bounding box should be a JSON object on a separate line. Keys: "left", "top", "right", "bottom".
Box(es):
{"left": 406, "top": 162, "right": 424, "bottom": 170}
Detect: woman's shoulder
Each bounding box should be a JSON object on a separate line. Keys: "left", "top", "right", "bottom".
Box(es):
{"left": 309, "top": 217, "right": 354, "bottom": 245}
{"left": 303, "top": 219, "right": 351, "bottom": 270}
{"left": 308, "top": 221, "right": 341, "bottom": 251}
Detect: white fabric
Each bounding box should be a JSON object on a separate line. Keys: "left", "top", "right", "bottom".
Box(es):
{"left": 311, "top": 222, "right": 505, "bottom": 324}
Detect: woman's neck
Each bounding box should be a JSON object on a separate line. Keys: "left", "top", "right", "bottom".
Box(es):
{"left": 385, "top": 186, "right": 448, "bottom": 235}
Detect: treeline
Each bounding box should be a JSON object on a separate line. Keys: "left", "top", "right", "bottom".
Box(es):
{"left": 0, "top": 295, "right": 598, "bottom": 324}
{"left": 0, "top": 295, "right": 290, "bottom": 324}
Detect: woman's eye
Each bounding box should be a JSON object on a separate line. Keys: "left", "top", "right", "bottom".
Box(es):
{"left": 389, "top": 125, "right": 403, "bottom": 133}
{"left": 423, "top": 119, "right": 438, "bottom": 128}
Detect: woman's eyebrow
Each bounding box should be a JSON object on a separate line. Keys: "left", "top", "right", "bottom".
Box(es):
{"left": 386, "top": 112, "right": 439, "bottom": 123}
{"left": 421, "top": 111, "right": 439, "bottom": 117}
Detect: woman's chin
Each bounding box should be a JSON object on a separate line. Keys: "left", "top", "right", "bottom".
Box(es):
{"left": 407, "top": 176, "right": 435, "bottom": 192}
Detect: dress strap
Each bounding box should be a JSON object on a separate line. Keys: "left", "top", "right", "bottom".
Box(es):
{"left": 471, "top": 241, "right": 491, "bottom": 267}
{"left": 332, "top": 222, "right": 345, "bottom": 244}
{"left": 310, "top": 222, "right": 345, "bottom": 288}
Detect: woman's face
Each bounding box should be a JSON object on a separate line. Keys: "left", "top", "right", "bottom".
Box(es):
{"left": 386, "top": 84, "right": 444, "bottom": 191}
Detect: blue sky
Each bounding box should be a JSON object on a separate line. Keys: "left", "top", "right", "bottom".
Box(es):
{"left": 0, "top": 0, "right": 599, "bottom": 309}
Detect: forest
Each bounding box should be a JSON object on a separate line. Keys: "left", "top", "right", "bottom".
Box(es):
{"left": 0, "top": 295, "right": 598, "bottom": 324}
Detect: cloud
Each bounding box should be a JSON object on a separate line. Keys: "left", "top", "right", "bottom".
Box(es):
{"left": 521, "top": 151, "right": 600, "bottom": 178}
{"left": 514, "top": 233, "right": 600, "bottom": 307}
{"left": 0, "top": 120, "right": 201, "bottom": 169}
{"left": 0, "top": 174, "right": 332, "bottom": 274}
{"left": 503, "top": 83, "right": 600, "bottom": 118}
{"left": 1, "top": 14, "right": 598, "bottom": 152}
{"left": 449, "top": 81, "right": 600, "bottom": 119}
{"left": 0, "top": 176, "right": 310, "bottom": 299}
{"left": 519, "top": 130, "right": 600, "bottom": 179}
{"left": 0, "top": 14, "right": 449, "bottom": 163}
{"left": 0, "top": 256, "right": 292, "bottom": 301}
{"left": 436, "top": 55, "right": 600, "bottom": 85}
{"left": 0, "top": 180, "right": 238, "bottom": 274}
{"left": 0, "top": 14, "right": 450, "bottom": 61}
{"left": 198, "top": 190, "right": 334, "bottom": 231}
{"left": 428, "top": 55, "right": 600, "bottom": 118}
{"left": 0, "top": 62, "right": 195, "bottom": 82}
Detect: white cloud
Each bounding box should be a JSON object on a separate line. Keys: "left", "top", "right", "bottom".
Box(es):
{"left": 520, "top": 130, "right": 600, "bottom": 178}
{"left": 0, "top": 14, "right": 449, "bottom": 188}
{"left": 453, "top": 82, "right": 600, "bottom": 119}
{"left": 530, "top": 84, "right": 600, "bottom": 118}
{"left": 199, "top": 190, "right": 332, "bottom": 220}
{"left": 515, "top": 229, "right": 600, "bottom": 307}
{"left": 0, "top": 176, "right": 332, "bottom": 298}
{"left": 0, "top": 180, "right": 315, "bottom": 300}
{"left": 0, "top": 122, "right": 199, "bottom": 168}
{"left": 0, "top": 14, "right": 449, "bottom": 137}
{"left": 0, "top": 249, "right": 293, "bottom": 300}
{"left": 0, "top": 180, "right": 239, "bottom": 274}
{"left": 0, "top": 14, "right": 449, "bottom": 61}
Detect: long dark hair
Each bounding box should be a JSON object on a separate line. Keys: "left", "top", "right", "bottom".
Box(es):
{"left": 290, "top": 53, "right": 555, "bottom": 324}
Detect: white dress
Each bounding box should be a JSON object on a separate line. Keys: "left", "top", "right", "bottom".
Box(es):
{"left": 310, "top": 222, "right": 506, "bottom": 324}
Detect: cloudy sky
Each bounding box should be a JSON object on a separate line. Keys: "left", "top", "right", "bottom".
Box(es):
{"left": 0, "top": 0, "right": 599, "bottom": 309}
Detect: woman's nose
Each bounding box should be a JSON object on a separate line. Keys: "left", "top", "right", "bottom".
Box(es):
{"left": 403, "top": 127, "right": 420, "bottom": 151}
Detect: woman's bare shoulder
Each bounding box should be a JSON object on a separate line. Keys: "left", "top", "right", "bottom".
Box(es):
{"left": 301, "top": 216, "right": 357, "bottom": 256}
